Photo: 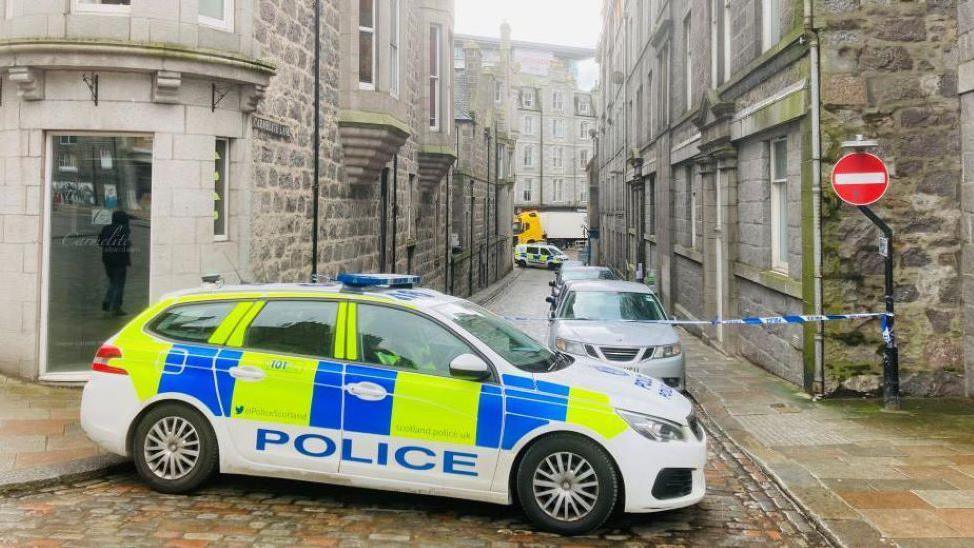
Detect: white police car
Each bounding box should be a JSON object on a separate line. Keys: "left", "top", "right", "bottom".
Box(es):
{"left": 80, "top": 274, "right": 706, "bottom": 535}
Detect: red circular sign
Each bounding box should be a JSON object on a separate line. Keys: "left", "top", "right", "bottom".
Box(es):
{"left": 831, "top": 152, "right": 890, "bottom": 206}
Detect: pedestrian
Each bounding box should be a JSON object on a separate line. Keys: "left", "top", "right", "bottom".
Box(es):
{"left": 98, "top": 210, "right": 132, "bottom": 316}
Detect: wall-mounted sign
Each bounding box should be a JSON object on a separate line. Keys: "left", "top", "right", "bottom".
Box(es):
{"left": 252, "top": 116, "right": 291, "bottom": 139}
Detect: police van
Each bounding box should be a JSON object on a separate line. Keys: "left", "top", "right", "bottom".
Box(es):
{"left": 80, "top": 274, "right": 706, "bottom": 535}
{"left": 514, "top": 243, "right": 570, "bottom": 270}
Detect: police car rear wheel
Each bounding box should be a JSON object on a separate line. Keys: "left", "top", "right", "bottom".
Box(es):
{"left": 516, "top": 435, "right": 618, "bottom": 535}
{"left": 132, "top": 403, "right": 218, "bottom": 494}
{"left": 517, "top": 260, "right": 527, "bottom": 268}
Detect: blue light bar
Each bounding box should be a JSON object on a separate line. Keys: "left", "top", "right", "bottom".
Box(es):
{"left": 337, "top": 273, "right": 421, "bottom": 289}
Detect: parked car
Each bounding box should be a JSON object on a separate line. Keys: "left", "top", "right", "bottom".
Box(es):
{"left": 550, "top": 266, "right": 619, "bottom": 299}
{"left": 547, "top": 280, "right": 686, "bottom": 390}
{"left": 514, "top": 243, "right": 569, "bottom": 270}
{"left": 80, "top": 273, "right": 705, "bottom": 536}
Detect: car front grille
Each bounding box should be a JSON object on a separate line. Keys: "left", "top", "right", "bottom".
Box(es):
{"left": 651, "top": 468, "right": 694, "bottom": 500}
{"left": 599, "top": 346, "right": 641, "bottom": 362}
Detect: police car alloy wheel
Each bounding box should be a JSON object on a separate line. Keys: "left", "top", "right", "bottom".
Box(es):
{"left": 516, "top": 434, "right": 618, "bottom": 535}
{"left": 132, "top": 403, "right": 218, "bottom": 494}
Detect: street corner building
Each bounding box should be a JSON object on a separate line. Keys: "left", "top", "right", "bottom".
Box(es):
{"left": 592, "top": 0, "right": 974, "bottom": 397}
{"left": 0, "top": 0, "right": 468, "bottom": 381}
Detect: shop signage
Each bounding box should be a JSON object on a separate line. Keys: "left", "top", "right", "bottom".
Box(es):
{"left": 253, "top": 116, "right": 291, "bottom": 139}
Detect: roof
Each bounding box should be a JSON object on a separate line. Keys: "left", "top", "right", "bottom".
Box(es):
{"left": 161, "top": 283, "right": 458, "bottom": 307}
{"left": 455, "top": 33, "right": 595, "bottom": 60}
{"left": 563, "top": 280, "right": 655, "bottom": 294}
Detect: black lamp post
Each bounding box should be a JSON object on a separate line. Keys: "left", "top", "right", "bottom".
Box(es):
{"left": 310, "top": 0, "right": 321, "bottom": 282}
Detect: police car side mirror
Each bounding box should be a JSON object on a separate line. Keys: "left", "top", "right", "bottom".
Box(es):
{"left": 549, "top": 281, "right": 555, "bottom": 287}
{"left": 449, "top": 354, "right": 491, "bottom": 381}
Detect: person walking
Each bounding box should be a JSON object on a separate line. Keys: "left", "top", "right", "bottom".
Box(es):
{"left": 98, "top": 210, "right": 132, "bottom": 316}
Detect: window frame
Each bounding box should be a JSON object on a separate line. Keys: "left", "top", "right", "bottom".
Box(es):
{"left": 73, "top": 0, "right": 130, "bottom": 15}
{"left": 359, "top": 0, "right": 377, "bottom": 90}
{"left": 213, "top": 138, "right": 230, "bottom": 241}
{"left": 761, "top": 0, "right": 781, "bottom": 53}
{"left": 198, "top": 0, "right": 234, "bottom": 32}
{"left": 722, "top": 0, "right": 732, "bottom": 83}
{"left": 522, "top": 178, "right": 533, "bottom": 201}
{"left": 389, "top": 0, "right": 400, "bottom": 98}
{"left": 429, "top": 24, "right": 442, "bottom": 130}
{"left": 684, "top": 12, "right": 693, "bottom": 111}
{"left": 770, "top": 137, "right": 789, "bottom": 273}
{"left": 523, "top": 144, "right": 534, "bottom": 167}
{"left": 522, "top": 88, "right": 534, "bottom": 108}
{"left": 351, "top": 302, "right": 497, "bottom": 383}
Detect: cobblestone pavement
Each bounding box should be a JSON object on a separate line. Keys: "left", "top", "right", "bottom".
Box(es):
{"left": 0, "top": 268, "right": 830, "bottom": 546}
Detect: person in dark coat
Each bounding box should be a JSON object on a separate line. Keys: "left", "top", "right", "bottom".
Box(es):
{"left": 98, "top": 210, "right": 132, "bottom": 316}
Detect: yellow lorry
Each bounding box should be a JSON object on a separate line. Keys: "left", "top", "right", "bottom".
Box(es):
{"left": 513, "top": 210, "right": 545, "bottom": 245}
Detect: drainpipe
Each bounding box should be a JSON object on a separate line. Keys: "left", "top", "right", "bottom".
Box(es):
{"left": 392, "top": 154, "right": 399, "bottom": 274}
{"left": 310, "top": 0, "right": 321, "bottom": 282}
{"left": 380, "top": 169, "right": 388, "bottom": 271}
{"left": 806, "top": 0, "right": 825, "bottom": 395}
{"left": 486, "top": 129, "right": 491, "bottom": 285}
{"left": 445, "top": 171, "right": 451, "bottom": 293}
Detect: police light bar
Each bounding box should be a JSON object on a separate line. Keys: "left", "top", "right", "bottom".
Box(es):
{"left": 337, "top": 273, "right": 421, "bottom": 289}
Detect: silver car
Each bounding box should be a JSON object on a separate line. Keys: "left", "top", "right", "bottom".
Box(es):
{"left": 546, "top": 280, "right": 685, "bottom": 390}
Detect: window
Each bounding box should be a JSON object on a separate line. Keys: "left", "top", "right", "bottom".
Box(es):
{"left": 199, "top": 0, "right": 233, "bottom": 31}
{"left": 579, "top": 121, "right": 590, "bottom": 139}
{"left": 552, "top": 91, "right": 564, "bottom": 111}
{"left": 761, "top": 0, "right": 781, "bottom": 52}
{"left": 494, "top": 80, "right": 503, "bottom": 103}
{"left": 635, "top": 86, "right": 643, "bottom": 142}
{"left": 577, "top": 96, "right": 590, "bottom": 114}
{"left": 359, "top": 0, "right": 376, "bottom": 88}
{"left": 552, "top": 146, "right": 563, "bottom": 169}
{"left": 522, "top": 178, "right": 533, "bottom": 201}
{"left": 658, "top": 44, "right": 670, "bottom": 129}
{"left": 522, "top": 115, "right": 535, "bottom": 135}
{"left": 687, "top": 166, "right": 698, "bottom": 248}
{"left": 647, "top": 71, "right": 655, "bottom": 138}
{"left": 429, "top": 25, "right": 442, "bottom": 129}
{"left": 579, "top": 149, "right": 589, "bottom": 168}
{"left": 389, "top": 0, "right": 400, "bottom": 98}
{"left": 552, "top": 119, "right": 565, "bottom": 139}
{"left": 74, "top": 0, "right": 129, "bottom": 13}
{"left": 522, "top": 88, "right": 534, "bottom": 108}
{"left": 150, "top": 302, "right": 237, "bottom": 344}
{"left": 498, "top": 144, "right": 508, "bottom": 178}
{"left": 710, "top": 0, "right": 719, "bottom": 86}
{"left": 523, "top": 145, "right": 534, "bottom": 167}
{"left": 648, "top": 175, "right": 657, "bottom": 235}
{"left": 553, "top": 178, "right": 565, "bottom": 202}
{"left": 244, "top": 301, "right": 339, "bottom": 358}
{"left": 558, "top": 291, "right": 665, "bottom": 321}
{"left": 214, "top": 138, "right": 229, "bottom": 240}
{"left": 357, "top": 304, "right": 472, "bottom": 377}
{"left": 770, "top": 137, "right": 789, "bottom": 272}
{"left": 722, "top": 0, "right": 732, "bottom": 83}
{"left": 684, "top": 13, "right": 692, "bottom": 111}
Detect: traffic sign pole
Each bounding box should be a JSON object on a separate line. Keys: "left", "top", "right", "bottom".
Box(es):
{"left": 858, "top": 205, "right": 900, "bottom": 411}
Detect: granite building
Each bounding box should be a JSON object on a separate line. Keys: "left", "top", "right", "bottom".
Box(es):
{"left": 458, "top": 26, "right": 596, "bottom": 244}
{"left": 592, "top": 0, "right": 970, "bottom": 396}
{"left": 0, "top": 0, "right": 455, "bottom": 380}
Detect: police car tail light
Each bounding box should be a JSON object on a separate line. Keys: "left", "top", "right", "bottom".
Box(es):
{"left": 91, "top": 344, "right": 127, "bottom": 375}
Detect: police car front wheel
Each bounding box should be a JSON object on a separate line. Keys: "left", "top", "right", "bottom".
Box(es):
{"left": 132, "top": 403, "right": 218, "bottom": 494}
{"left": 516, "top": 434, "right": 618, "bottom": 535}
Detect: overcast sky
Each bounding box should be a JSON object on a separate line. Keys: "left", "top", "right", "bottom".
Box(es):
{"left": 455, "top": 0, "right": 601, "bottom": 90}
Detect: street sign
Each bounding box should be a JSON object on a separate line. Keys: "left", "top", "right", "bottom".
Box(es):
{"left": 831, "top": 152, "right": 890, "bottom": 206}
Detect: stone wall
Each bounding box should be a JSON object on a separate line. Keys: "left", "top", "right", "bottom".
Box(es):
{"left": 817, "top": 0, "right": 964, "bottom": 395}
{"left": 674, "top": 254, "right": 704, "bottom": 319}
{"left": 737, "top": 277, "right": 804, "bottom": 385}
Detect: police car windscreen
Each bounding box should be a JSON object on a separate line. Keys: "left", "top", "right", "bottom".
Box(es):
{"left": 558, "top": 292, "right": 665, "bottom": 321}
{"left": 435, "top": 302, "right": 570, "bottom": 373}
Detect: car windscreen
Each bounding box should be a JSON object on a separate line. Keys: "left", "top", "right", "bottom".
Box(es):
{"left": 557, "top": 291, "right": 666, "bottom": 321}
{"left": 435, "top": 301, "right": 572, "bottom": 373}
{"left": 547, "top": 246, "right": 565, "bottom": 255}
{"left": 561, "top": 268, "right": 616, "bottom": 282}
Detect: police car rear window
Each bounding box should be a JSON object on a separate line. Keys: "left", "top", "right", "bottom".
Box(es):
{"left": 149, "top": 302, "right": 236, "bottom": 343}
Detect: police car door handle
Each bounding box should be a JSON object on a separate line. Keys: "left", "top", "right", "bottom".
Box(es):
{"left": 346, "top": 382, "right": 387, "bottom": 401}
{"left": 228, "top": 366, "right": 266, "bottom": 382}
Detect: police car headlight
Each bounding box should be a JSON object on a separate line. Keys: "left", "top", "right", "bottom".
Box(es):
{"left": 617, "top": 410, "right": 686, "bottom": 442}
{"left": 554, "top": 338, "right": 587, "bottom": 356}
{"left": 658, "top": 343, "right": 682, "bottom": 358}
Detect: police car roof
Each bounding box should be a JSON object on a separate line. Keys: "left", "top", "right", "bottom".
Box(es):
{"left": 565, "top": 280, "right": 655, "bottom": 294}
{"left": 163, "top": 282, "right": 457, "bottom": 305}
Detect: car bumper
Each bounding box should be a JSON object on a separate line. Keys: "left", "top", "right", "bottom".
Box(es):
{"left": 628, "top": 355, "right": 686, "bottom": 390}
{"left": 609, "top": 429, "right": 708, "bottom": 512}
{"left": 80, "top": 372, "right": 142, "bottom": 457}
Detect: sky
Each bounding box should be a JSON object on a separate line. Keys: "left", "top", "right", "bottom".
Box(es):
{"left": 455, "top": 0, "right": 601, "bottom": 90}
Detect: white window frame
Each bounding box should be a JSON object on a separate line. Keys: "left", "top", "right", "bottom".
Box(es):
{"left": 687, "top": 166, "right": 698, "bottom": 249}
{"left": 389, "top": 0, "right": 400, "bottom": 98}
{"left": 722, "top": 0, "right": 732, "bottom": 83}
{"left": 770, "top": 137, "right": 789, "bottom": 272}
{"left": 684, "top": 12, "right": 692, "bottom": 111}
{"left": 552, "top": 146, "right": 563, "bottom": 169}
{"left": 199, "top": 0, "right": 234, "bottom": 32}
{"left": 710, "top": 0, "right": 719, "bottom": 87}
{"left": 73, "top": 0, "right": 130, "bottom": 14}
{"left": 214, "top": 138, "right": 230, "bottom": 241}
{"left": 554, "top": 178, "right": 564, "bottom": 202}
{"left": 761, "top": 0, "right": 780, "bottom": 53}
{"left": 522, "top": 89, "right": 534, "bottom": 108}
{"left": 523, "top": 144, "right": 534, "bottom": 167}
{"left": 523, "top": 115, "right": 534, "bottom": 136}
{"left": 579, "top": 149, "right": 589, "bottom": 168}
{"left": 552, "top": 91, "right": 564, "bottom": 111}
{"left": 522, "top": 178, "right": 533, "bottom": 201}
{"left": 578, "top": 96, "right": 590, "bottom": 114}
{"left": 359, "top": 0, "right": 377, "bottom": 90}
{"left": 429, "top": 24, "right": 442, "bottom": 130}
{"left": 552, "top": 119, "right": 564, "bottom": 139}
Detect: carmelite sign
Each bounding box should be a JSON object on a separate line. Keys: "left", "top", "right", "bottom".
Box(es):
{"left": 252, "top": 116, "right": 291, "bottom": 139}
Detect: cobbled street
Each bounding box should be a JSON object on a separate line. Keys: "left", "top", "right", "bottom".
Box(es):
{"left": 0, "top": 268, "right": 829, "bottom": 547}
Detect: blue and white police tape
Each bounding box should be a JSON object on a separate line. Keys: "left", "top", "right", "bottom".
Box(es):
{"left": 503, "top": 312, "right": 893, "bottom": 326}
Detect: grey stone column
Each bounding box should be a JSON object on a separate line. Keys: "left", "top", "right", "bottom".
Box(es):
{"left": 699, "top": 158, "right": 719, "bottom": 344}
{"left": 716, "top": 152, "right": 739, "bottom": 354}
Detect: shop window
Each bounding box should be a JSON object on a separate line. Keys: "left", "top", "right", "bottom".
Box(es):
{"left": 214, "top": 138, "right": 229, "bottom": 241}
{"left": 199, "top": 0, "right": 233, "bottom": 31}
{"left": 359, "top": 0, "right": 376, "bottom": 89}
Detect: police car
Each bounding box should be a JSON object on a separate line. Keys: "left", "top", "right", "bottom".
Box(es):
{"left": 80, "top": 274, "right": 706, "bottom": 535}
{"left": 514, "top": 243, "right": 570, "bottom": 270}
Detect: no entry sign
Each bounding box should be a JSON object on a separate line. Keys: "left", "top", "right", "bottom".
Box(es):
{"left": 831, "top": 152, "right": 890, "bottom": 206}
